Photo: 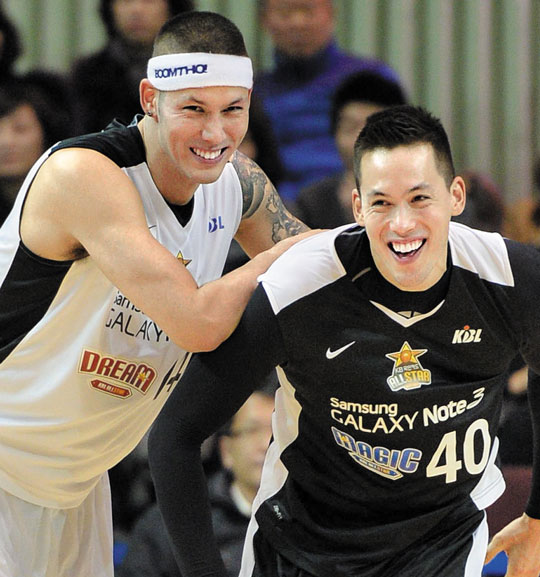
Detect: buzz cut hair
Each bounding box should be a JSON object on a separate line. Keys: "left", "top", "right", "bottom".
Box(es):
{"left": 153, "top": 11, "right": 249, "bottom": 58}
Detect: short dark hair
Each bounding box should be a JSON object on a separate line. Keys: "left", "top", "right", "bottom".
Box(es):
{"left": 153, "top": 11, "right": 248, "bottom": 57}
{"left": 0, "top": 77, "right": 73, "bottom": 148}
{"left": 353, "top": 105, "right": 455, "bottom": 189}
{"left": 0, "top": 7, "right": 22, "bottom": 76}
{"left": 99, "top": 0, "right": 195, "bottom": 39}
{"left": 330, "top": 70, "right": 407, "bottom": 134}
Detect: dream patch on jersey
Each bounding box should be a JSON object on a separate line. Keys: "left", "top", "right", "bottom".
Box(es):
{"left": 79, "top": 349, "right": 157, "bottom": 398}
{"left": 385, "top": 341, "right": 432, "bottom": 391}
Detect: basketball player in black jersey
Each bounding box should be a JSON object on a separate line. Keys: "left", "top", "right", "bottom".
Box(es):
{"left": 150, "top": 105, "right": 540, "bottom": 577}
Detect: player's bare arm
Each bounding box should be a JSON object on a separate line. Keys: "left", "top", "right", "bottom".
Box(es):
{"left": 18, "top": 148, "right": 287, "bottom": 352}
{"left": 231, "top": 150, "right": 310, "bottom": 256}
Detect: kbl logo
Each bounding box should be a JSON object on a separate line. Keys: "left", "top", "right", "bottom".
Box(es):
{"left": 452, "top": 326, "right": 483, "bottom": 344}
{"left": 208, "top": 216, "right": 224, "bottom": 233}
{"left": 154, "top": 64, "right": 208, "bottom": 78}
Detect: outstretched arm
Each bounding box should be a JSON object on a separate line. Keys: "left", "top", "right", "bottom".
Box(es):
{"left": 148, "top": 286, "right": 285, "bottom": 577}
{"left": 20, "top": 148, "right": 309, "bottom": 352}
{"left": 485, "top": 368, "right": 540, "bottom": 575}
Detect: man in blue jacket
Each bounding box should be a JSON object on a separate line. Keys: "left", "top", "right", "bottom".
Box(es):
{"left": 256, "top": 0, "right": 400, "bottom": 205}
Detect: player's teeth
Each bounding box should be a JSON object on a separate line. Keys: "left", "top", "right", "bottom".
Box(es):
{"left": 193, "top": 148, "right": 221, "bottom": 160}
{"left": 392, "top": 240, "right": 422, "bottom": 253}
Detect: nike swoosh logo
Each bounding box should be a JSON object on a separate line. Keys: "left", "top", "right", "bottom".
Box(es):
{"left": 326, "top": 341, "right": 356, "bottom": 359}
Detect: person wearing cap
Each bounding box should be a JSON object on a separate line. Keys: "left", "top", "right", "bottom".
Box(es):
{"left": 0, "top": 10, "right": 308, "bottom": 577}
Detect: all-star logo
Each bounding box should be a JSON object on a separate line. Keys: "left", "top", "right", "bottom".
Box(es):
{"left": 385, "top": 341, "right": 432, "bottom": 391}
{"left": 177, "top": 250, "right": 192, "bottom": 267}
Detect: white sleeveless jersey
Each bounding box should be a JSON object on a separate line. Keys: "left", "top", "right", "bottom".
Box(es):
{"left": 0, "top": 121, "right": 243, "bottom": 508}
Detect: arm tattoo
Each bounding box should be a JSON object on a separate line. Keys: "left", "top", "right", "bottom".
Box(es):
{"left": 232, "top": 151, "right": 265, "bottom": 218}
{"left": 232, "top": 152, "right": 309, "bottom": 242}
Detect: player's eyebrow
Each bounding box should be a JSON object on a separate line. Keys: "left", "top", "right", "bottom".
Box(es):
{"left": 365, "top": 182, "right": 430, "bottom": 197}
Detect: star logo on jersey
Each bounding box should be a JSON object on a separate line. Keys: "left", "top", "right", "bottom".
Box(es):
{"left": 176, "top": 250, "right": 192, "bottom": 267}
{"left": 385, "top": 341, "right": 432, "bottom": 391}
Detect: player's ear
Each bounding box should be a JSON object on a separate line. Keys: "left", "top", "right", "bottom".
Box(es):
{"left": 450, "top": 176, "right": 466, "bottom": 217}
{"left": 140, "top": 79, "right": 158, "bottom": 119}
{"left": 352, "top": 188, "right": 365, "bottom": 226}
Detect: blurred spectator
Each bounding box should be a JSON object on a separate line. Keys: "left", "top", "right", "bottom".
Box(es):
{"left": 504, "top": 157, "right": 540, "bottom": 245}
{"left": 294, "top": 70, "right": 407, "bottom": 229}
{"left": 452, "top": 170, "right": 506, "bottom": 233}
{"left": 504, "top": 198, "right": 540, "bottom": 245}
{"left": 0, "top": 80, "right": 73, "bottom": 224}
{"left": 117, "top": 389, "right": 276, "bottom": 577}
{"left": 71, "top": 0, "right": 194, "bottom": 134}
{"left": 255, "top": 0, "right": 400, "bottom": 205}
{"left": 0, "top": 5, "right": 77, "bottom": 135}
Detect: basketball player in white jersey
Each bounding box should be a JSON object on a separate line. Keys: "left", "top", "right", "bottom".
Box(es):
{"left": 0, "top": 11, "right": 310, "bottom": 577}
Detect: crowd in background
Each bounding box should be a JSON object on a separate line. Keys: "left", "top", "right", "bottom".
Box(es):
{"left": 0, "top": 0, "right": 539, "bottom": 574}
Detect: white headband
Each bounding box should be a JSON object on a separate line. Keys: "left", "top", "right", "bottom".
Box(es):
{"left": 147, "top": 53, "right": 253, "bottom": 91}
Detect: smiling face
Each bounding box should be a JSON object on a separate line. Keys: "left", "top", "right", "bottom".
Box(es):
{"left": 353, "top": 143, "right": 465, "bottom": 292}
{"left": 141, "top": 82, "right": 251, "bottom": 201}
